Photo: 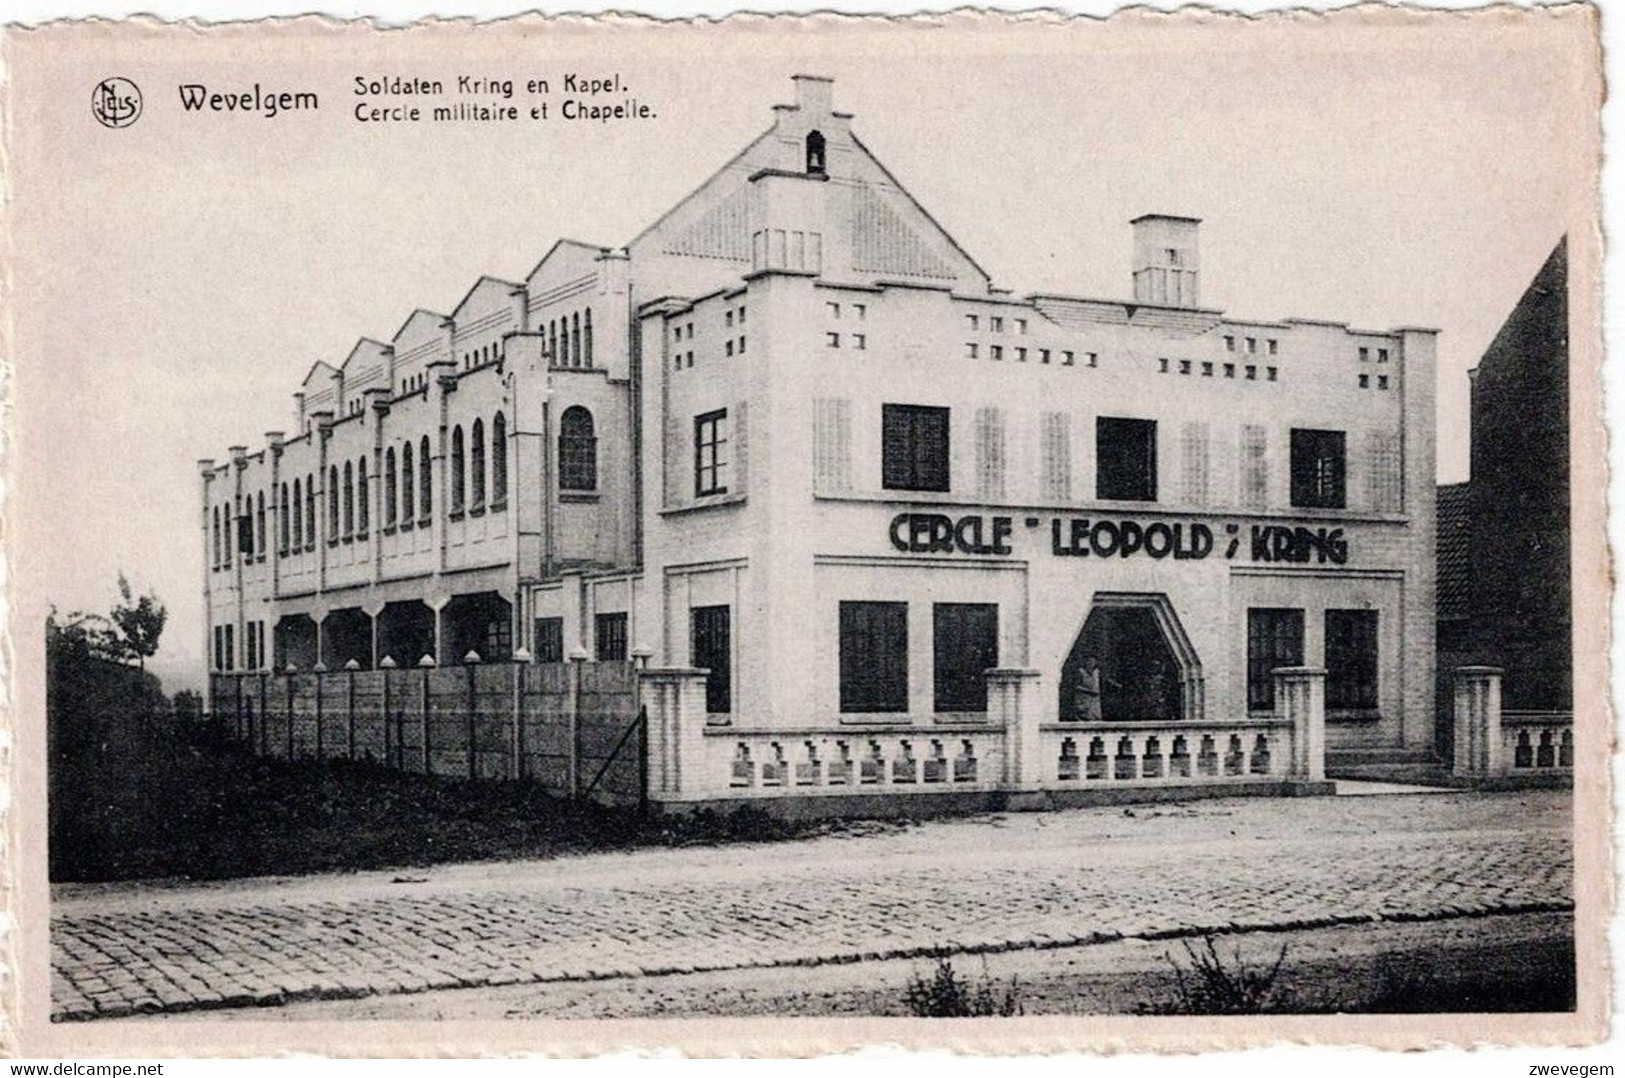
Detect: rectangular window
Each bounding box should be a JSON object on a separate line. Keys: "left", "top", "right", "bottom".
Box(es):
{"left": 533, "top": 617, "right": 564, "bottom": 663}
{"left": 965, "top": 314, "right": 979, "bottom": 331}
{"left": 839, "top": 601, "right": 908, "bottom": 713}
{"left": 1225, "top": 335, "right": 1236, "bottom": 351}
{"left": 853, "top": 304, "right": 866, "bottom": 320}
{"left": 594, "top": 612, "right": 628, "bottom": 661}
{"left": 1358, "top": 346, "right": 1370, "bottom": 362}
{"left": 1014, "top": 318, "right": 1028, "bottom": 335}
{"left": 1268, "top": 339, "right": 1279, "bottom": 355}
{"left": 1290, "top": 428, "right": 1347, "bottom": 509}
{"left": 690, "top": 605, "right": 732, "bottom": 714}
{"left": 1096, "top": 416, "right": 1158, "bottom": 501}
{"left": 933, "top": 603, "right": 998, "bottom": 713}
{"left": 965, "top": 342, "right": 979, "bottom": 358}
{"left": 882, "top": 404, "right": 951, "bottom": 493}
{"left": 1326, "top": 609, "right": 1379, "bottom": 711}
{"left": 1377, "top": 348, "right": 1389, "bottom": 363}
{"left": 224, "top": 624, "right": 236, "bottom": 673}
{"left": 852, "top": 334, "right": 867, "bottom": 351}
{"left": 1247, "top": 608, "right": 1304, "bottom": 711}
{"left": 825, "top": 332, "right": 840, "bottom": 348}
{"left": 989, "top": 345, "right": 1003, "bottom": 361}
{"left": 989, "top": 316, "right": 1004, "bottom": 333}
{"left": 694, "top": 409, "right": 729, "bottom": 497}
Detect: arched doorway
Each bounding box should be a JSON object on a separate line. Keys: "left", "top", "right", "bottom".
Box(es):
{"left": 1058, "top": 593, "right": 1203, "bottom": 723}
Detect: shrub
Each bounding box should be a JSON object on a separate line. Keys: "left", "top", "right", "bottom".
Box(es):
{"left": 903, "top": 955, "right": 1022, "bottom": 1017}
{"left": 1158, "top": 934, "right": 1290, "bottom": 1014}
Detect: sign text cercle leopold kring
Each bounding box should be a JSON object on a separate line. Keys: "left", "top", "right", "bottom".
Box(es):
{"left": 888, "top": 512, "right": 1351, "bottom": 566}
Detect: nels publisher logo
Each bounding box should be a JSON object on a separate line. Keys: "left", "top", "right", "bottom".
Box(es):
{"left": 92, "top": 77, "right": 142, "bottom": 128}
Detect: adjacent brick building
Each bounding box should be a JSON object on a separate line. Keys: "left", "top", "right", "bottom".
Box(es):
{"left": 1438, "top": 239, "right": 1571, "bottom": 723}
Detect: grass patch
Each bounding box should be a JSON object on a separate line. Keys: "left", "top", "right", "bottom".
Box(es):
{"left": 903, "top": 955, "right": 1023, "bottom": 1017}
{"left": 51, "top": 717, "right": 894, "bottom": 883}
{"left": 1143, "top": 934, "right": 1290, "bottom": 1015}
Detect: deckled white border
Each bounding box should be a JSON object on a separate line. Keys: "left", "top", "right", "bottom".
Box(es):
{"left": 0, "top": 0, "right": 1615, "bottom": 1065}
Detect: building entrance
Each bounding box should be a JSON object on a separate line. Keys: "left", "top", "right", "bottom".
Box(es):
{"left": 1058, "top": 594, "right": 1198, "bottom": 723}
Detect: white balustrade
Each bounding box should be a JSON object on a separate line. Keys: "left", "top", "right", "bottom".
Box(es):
{"left": 1041, "top": 721, "right": 1293, "bottom": 787}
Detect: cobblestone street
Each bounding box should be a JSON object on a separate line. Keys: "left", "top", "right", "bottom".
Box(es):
{"left": 51, "top": 789, "right": 1572, "bottom": 1021}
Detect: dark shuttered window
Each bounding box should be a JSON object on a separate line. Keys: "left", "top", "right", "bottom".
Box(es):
{"left": 881, "top": 404, "right": 950, "bottom": 493}
{"left": 839, "top": 600, "right": 909, "bottom": 713}
{"left": 933, "top": 603, "right": 998, "bottom": 713}
{"left": 1096, "top": 416, "right": 1158, "bottom": 501}
{"left": 533, "top": 617, "right": 564, "bottom": 664}
{"left": 594, "top": 612, "right": 628, "bottom": 661}
{"left": 690, "top": 605, "right": 732, "bottom": 714}
{"left": 1247, "top": 608, "right": 1304, "bottom": 712}
{"left": 1326, "top": 609, "right": 1379, "bottom": 711}
{"left": 1290, "top": 428, "right": 1347, "bottom": 509}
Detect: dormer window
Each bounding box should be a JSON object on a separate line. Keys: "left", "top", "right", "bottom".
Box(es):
{"left": 806, "top": 130, "right": 827, "bottom": 175}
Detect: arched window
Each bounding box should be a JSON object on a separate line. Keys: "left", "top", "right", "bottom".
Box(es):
{"left": 328, "top": 465, "right": 339, "bottom": 542}
{"left": 279, "top": 483, "right": 290, "bottom": 554}
{"left": 584, "top": 309, "right": 594, "bottom": 366}
{"left": 256, "top": 492, "right": 266, "bottom": 556}
{"left": 559, "top": 406, "right": 597, "bottom": 491}
{"left": 357, "top": 459, "right": 369, "bottom": 536}
{"left": 450, "top": 425, "right": 466, "bottom": 513}
{"left": 491, "top": 412, "right": 508, "bottom": 507}
{"left": 384, "top": 448, "right": 397, "bottom": 527}
{"left": 291, "top": 479, "right": 303, "bottom": 549}
{"left": 401, "top": 442, "right": 414, "bottom": 525}
{"left": 342, "top": 462, "right": 354, "bottom": 538}
{"left": 571, "top": 312, "right": 581, "bottom": 367}
{"left": 806, "top": 129, "right": 826, "bottom": 175}
{"left": 305, "top": 474, "right": 315, "bottom": 549}
{"left": 549, "top": 320, "right": 558, "bottom": 364}
{"left": 471, "top": 419, "right": 486, "bottom": 509}
{"left": 419, "top": 435, "right": 433, "bottom": 518}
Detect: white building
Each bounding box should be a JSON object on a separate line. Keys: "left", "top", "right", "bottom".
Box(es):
{"left": 202, "top": 76, "right": 1436, "bottom": 807}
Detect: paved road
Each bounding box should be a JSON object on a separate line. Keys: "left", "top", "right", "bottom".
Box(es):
{"left": 51, "top": 789, "right": 1572, "bottom": 1021}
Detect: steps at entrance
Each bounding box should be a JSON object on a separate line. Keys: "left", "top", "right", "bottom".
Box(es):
{"left": 1326, "top": 749, "right": 1451, "bottom": 787}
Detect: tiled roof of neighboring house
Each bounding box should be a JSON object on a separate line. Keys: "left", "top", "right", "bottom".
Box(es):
{"left": 1437, "top": 482, "right": 1472, "bottom": 621}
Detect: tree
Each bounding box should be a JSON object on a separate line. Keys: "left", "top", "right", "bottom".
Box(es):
{"left": 47, "top": 605, "right": 128, "bottom": 664}
{"left": 110, "top": 573, "right": 166, "bottom": 672}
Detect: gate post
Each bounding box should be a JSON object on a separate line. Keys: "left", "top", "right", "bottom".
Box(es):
{"left": 314, "top": 665, "right": 326, "bottom": 761}
{"left": 1452, "top": 666, "right": 1504, "bottom": 778}
{"left": 566, "top": 648, "right": 588, "bottom": 798}
{"left": 1274, "top": 667, "right": 1327, "bottom": 781}
{"left": 989, "top": 669, "right": 1043, "bottom": 790}
{"left": 345, "top": 660, "right": 359, "bottom": 761}
{"left": 256, "top": 672, "right": 268, "bottom": 752}
{"left": 639, "top": 667, "right": 710, "bottom": 801}
{"left": 419, "top": 656, "right": 434, "bottom": 775}
{"left": 285, "top": 672, "right": 295, "bottom": 759}
{"left": 465, "top": 652, "right": 481, "bottom": 781}
{"left": 510, "top": 650, "right": 529, "bottom": 781}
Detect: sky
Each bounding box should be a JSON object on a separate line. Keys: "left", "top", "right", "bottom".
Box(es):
{"left": 7, "top": 9, "right": 1597, "bottom": 695}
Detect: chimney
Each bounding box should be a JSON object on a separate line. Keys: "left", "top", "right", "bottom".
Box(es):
{"left": 1131, "top": 214, "right": 1201, "bottom": 308}
{"left": 792, "top": 74, "right": 834, "bottom": 117}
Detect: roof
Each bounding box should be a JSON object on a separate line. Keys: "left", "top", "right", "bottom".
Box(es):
{"left": 1437, "top": 482, "right": 1472, "bottom": 621}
